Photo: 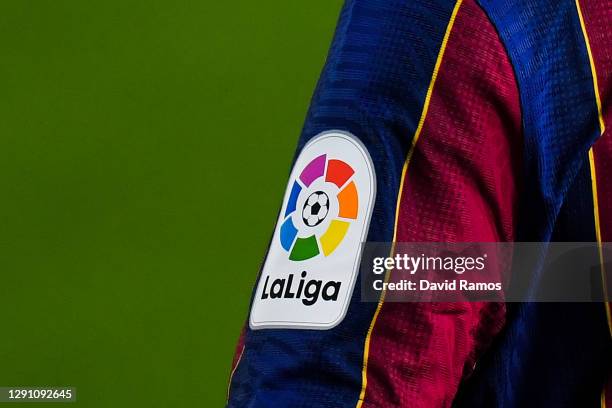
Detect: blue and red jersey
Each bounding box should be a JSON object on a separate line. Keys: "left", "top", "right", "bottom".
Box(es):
{"left": 227, "top": 0, "right": 612, "bottom": 406}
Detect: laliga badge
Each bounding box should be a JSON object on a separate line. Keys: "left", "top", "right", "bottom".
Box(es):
{"left": 250, "top": 131, "right": 376, "bottom": 330}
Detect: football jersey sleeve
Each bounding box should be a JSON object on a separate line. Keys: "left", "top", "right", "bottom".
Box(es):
{"left": 226, "top": 0, "right": 523, "bottom": 407}
{"left": 453, "top": 0, "right": 612, "bottom": 406}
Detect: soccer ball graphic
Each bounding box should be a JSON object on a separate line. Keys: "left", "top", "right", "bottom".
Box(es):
{"left": 302, "top": 191, "right": 329, "bottom": 227}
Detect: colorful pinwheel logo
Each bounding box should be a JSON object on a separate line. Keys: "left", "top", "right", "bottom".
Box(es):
{"left": 279, "top": 154, "right": 359, "bottom": 261}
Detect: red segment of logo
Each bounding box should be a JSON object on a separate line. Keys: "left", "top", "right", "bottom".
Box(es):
{"left": 325, "top": 159, "right": 354, "bottom": 188}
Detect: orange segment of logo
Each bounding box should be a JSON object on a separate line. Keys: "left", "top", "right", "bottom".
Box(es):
{"left": 337, "top": 181, "right": 358, "bottom": 219}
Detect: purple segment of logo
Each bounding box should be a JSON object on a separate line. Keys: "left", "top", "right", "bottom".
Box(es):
{"left": 299, "top": 154, "right": 326, "bottom": 187}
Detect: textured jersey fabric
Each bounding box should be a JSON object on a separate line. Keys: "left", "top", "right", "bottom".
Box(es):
{"left": 362, "top": 1, "right": 519, "bottom": 406}
{"left": 227, "top": 0, "right": 612, "bottom": 407}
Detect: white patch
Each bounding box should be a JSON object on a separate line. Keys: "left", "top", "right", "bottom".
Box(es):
{"left": 249, "top": 131, "right": 376, "bottom": 330}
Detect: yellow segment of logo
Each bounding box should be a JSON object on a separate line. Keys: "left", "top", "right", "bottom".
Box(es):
{"left": 320, "top": 220, "right": 350, "bottom": 256}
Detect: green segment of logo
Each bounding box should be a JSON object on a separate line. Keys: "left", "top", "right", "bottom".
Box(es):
{"left": 289, "top": 236, "right": 320, "bottom": 261}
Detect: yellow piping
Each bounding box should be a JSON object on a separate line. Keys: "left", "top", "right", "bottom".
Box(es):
{"left": 576, "top": 0, "right": 611, "bottom": 338}
{"left": 355, "top": 1, "right": 463, "bottom": 405}
{"left": 576, "top": 1, "right": 611, "bottom": 404}
{"left": 226, "top": 344, "right": 245, "bottom": 403}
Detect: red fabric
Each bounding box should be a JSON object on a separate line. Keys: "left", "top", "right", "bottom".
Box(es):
{"left": 579, "top": 1, "right": 612, "bottom": 399}
{"left": 361, "top": 1, "right": 522, "bottom": 407}
{"left": 583, "top": 0, "right": 612, "bottom": 239}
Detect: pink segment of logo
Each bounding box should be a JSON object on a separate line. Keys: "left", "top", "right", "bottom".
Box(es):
{"left": 299, "top": 154, "right": 326, "bottom": 187}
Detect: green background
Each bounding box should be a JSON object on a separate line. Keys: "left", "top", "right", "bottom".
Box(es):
{"left": 0, "top": 1, "right": 342, "bottom": 406}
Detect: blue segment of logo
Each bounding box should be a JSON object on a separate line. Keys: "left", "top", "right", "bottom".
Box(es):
{"left": 280, "top": 217, "right": 298, "bottom": 251}
{"left": 284, "top": 181, "right": 302, "bottom": 217}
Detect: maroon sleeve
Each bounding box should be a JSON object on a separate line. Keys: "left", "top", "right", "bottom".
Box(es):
{"left": 358, "top": 0, "right": 522, "bottom": 406}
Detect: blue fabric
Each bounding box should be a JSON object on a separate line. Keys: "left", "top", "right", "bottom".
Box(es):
{"left": 229, "top": 0, "right": 611, "bottom": 406}
{"left": 478, "top": 0, "right": 601, "bottom": 242}
{"left": 454, "top": 160, "right": 612, "bottom": 407}
{"left": 455, "top": 0, "right": 611, "bottom": 406}
{"left": 227, "top": 1, "right": 457, "bottom": 406}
